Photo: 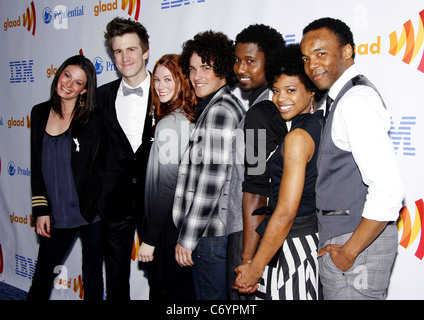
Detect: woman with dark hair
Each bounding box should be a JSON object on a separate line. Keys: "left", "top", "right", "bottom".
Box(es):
{"left": 27, "top": 55, "right": 105, "bottom": 300}
{"left": 234, "top": 44, "right": 323, "bottom": 300}
{"left": 138, "top": 54, "right": 197, "bottom": 300}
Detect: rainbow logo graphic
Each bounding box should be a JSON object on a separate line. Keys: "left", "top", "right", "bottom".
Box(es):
{"left": 22, "top": 1, "right": 36, "bottom": 36}
{"left": 131, "top": 233, "right": 140, "bottom": 261}
{"left": 122, "top": 0, "right": 141, "bottom": 20}
{"left": 389, "top": 9, "right": 424, "bottom": 73}
{"left": 397, "top": 199, "right": 424, "bottom": 260}
{"left": 0, "top": 244, "right": 4, "bottom": 275}
{"left": 73, "top": 274, "right": 84, "bottom": 299}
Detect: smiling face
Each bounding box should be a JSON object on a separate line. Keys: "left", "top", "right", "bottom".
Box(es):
{"left": 272, "top": 74, "right": 314, "bottom": 121}
{"left": 112, "top": 32, "right": 149, "bottom": 87}
{"left": 189, "top": 52, "right": 227, "bottom": 98}
{"left": 300, "top": 27, "right": 354, "bottom": 90}
{"left": 56, "top": 65, "right": 87, "bottom": 102}
{"left": 153, "top": 64, "right": 176, "bottom": 103}
{"left": 233, "top": 42, "right": 267, "bottom": 91}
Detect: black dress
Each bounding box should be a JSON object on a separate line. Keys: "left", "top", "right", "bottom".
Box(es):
{"left": 254, "top": 111, "right": 323, "bottom": 300}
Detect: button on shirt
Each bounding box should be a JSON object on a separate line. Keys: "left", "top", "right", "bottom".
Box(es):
{"left": 115, "top": 74, "right": 150, "bottom": 153}
{"left": 325, "top": 64, "right": 405, "bottom": 222}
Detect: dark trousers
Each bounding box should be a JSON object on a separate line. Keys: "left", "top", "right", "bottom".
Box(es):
{"left": 102, "top": 215, "right": 137, "bottom": 300}
{"left": 226, "top": 231, "right": 256, "bottom": 300}
{"left": 145, "top": 222, "right": 196, "bottom": 300}
{"left": 26, "top": 221, "right": 104, "bottom": 300}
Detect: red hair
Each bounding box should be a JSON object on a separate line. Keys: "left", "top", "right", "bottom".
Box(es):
{"left": 150, "top": 54, "right": 197, "bottom": 130}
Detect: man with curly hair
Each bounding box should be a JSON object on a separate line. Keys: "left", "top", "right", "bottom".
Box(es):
{"left": 172, "top": 30, "right": 245, "bottom": 300}
{"left": 227, "top": 24, "right": 288, "bottom": 299}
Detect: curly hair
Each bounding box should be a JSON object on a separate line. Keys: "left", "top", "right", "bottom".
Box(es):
{"left": 179, "top": 30, "right": 236, "bottom": 86}
{"left": 151, "top": 54, "right": 197, "bottom": 130}
{"left": 235, "top": 24, "right": 286, "bottom": 60}
{"left": 265, "top": 43, "right": 324, "bottom": 102}
{"left": 104, "top": 17, "right": 149, "bottom": 53}
{"left": 302, "top": 17, "right": 355, "bottom": 59}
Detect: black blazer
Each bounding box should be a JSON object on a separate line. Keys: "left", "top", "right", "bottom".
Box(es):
{"left": 30, "top": 101, "right": 106, "bottom": 223}
{"left": 96, "top": 77, "right": 153, "bottom": 222}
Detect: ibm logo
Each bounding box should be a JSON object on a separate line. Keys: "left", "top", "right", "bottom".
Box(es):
{"left": 390, "top": 116, "right": 416, "bottom": 156}
{"left": 284, "top": 34, "right": 296, "bottom": 44}
{"left": 161, "top": 0, "right": 205, "bottom": 10}
{"left": 15, "top": 254, "right": 36, "bottom": 280}
{"left": 10, "top": 60, "right": 34, "bottom": 83}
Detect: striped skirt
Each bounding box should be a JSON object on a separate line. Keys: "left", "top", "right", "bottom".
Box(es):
{"left": 256, "top": 232, "right": 321, "bottom": 300}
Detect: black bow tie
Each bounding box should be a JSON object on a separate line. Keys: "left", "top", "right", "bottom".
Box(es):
{"left": 123, "top": 86, "right": 143, "bottom": 97}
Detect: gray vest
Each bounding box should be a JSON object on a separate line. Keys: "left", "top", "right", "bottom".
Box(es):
{"left": 316, "top": 75, "right": 385, "bottom": 245}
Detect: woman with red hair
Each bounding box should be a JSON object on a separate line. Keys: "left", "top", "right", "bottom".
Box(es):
{"left": 138, "top": 54, "right": 197, "bottom": 300}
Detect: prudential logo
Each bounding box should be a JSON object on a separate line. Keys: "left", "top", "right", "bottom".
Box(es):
{"left": 42, "top": 5, "right": 84, "bottom": 30}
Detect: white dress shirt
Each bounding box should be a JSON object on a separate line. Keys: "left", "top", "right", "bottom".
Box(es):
{"left": 115, "top": 74, "right": 150, "bottom": 152}
{"left": 326, "top": 64, "right": 405, "bottom": 222}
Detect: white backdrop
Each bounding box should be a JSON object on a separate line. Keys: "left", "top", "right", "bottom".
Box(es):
{"left": 0, "top": 0, "right": 423, "bottom": 300}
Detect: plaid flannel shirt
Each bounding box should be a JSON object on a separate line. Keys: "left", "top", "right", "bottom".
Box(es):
{"left": 172, "top": 86, "right": 245, "bottom": 251}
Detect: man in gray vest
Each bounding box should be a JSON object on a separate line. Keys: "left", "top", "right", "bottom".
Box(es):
{"left": 300, "top": 17, "right": 405, "bottom": 300}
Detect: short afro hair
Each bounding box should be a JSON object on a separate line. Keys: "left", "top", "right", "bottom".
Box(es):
{"left": 303, "top": 17, "right": 355, "bottom": 59}
{"left": 266, "top": 43, "right": 324, "bottom": 102}
{"left": 235, "top": 24, "right": 286, "bottom": 60}
{"left": 179, "top": 30, "right": 236, "bottom": 86}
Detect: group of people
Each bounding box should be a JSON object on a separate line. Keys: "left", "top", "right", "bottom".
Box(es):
{"left": 26, "top": 15, "right": 405, "bottom": 301}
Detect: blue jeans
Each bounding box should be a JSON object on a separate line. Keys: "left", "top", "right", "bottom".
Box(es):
{"left": 192, "top": 236, "right": 227, "bottom": 300}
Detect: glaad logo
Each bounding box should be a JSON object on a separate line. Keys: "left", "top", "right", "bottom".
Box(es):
{"left": 7, "top": 115, "right": 31, "bottom": 129}
{"left": 10, "top": 60, "right": 34, "bottom": 84}
{"left": 94, "top": 0, "right": 141, "bottom": 20}
{"left": 398, "top": 199, "right": 424, "bottom": 260}
{"left": 161, "top": 0, "right": 205, "bottom": 10}
{"left": 3, "top": 1, "right": 36, "bottom": 36}
{"left": 389, "top": 9, "right": 424, "bottom": 73}
{"left": 10, "top": 212, "right": 34, "bottom": 226}
{"left": 53, "top": 265, "right": 84, "bottom": 299}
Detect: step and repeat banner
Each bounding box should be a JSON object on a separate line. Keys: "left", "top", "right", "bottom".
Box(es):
{"left": 0, "top": 0, "right": 423, "bottom": 300}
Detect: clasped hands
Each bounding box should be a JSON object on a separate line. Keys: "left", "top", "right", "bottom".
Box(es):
{"left": 233, "top": 260, "right": 262, "bottom": 294}
{"left": 233, "top": 244, "right": 355, "bottom": 295}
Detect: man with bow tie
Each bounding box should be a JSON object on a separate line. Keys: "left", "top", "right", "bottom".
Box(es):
{"left": 96, "top": 17, "right": 153, "bottom": 300}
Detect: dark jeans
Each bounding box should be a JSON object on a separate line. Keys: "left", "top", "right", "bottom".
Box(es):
{"left": 26, "top": 221, "right": 104, "bottom": 300}
{"left": 192, "top": 236, "right": 227, "bottom": 300}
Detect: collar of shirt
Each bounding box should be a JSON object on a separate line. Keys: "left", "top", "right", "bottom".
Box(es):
{"left": 328, "top": 64, "right": 360, "bottom": 104}
{"left": 118, "top": 73, "right": 151, "bottom": 97}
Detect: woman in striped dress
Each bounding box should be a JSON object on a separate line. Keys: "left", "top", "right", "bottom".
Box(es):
{"left": 234, "top": 44, "right": 323, "bottom": 300}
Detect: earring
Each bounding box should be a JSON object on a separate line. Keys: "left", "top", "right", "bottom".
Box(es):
{"left": 79, "top": 94, "right": 85, "bottom": 108}
{"left": 310, "top": 98, "right": 314, "bottom": 114}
